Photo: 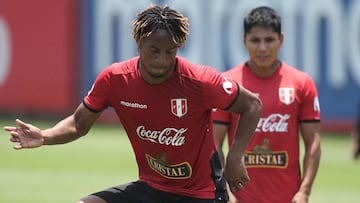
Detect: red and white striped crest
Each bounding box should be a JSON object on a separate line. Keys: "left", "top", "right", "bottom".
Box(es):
{"left": 171, "top": 98, "right": 187, "bottom": 118}
{"left": 279, "top": 88, "right": 295, "bottom": 105}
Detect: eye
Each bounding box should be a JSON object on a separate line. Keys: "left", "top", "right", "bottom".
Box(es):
{"left": 167, "top": 50, "right": 176, "bottom": 55}
{"left": 150, "top": 48, "right": 159, "bottom": 53}
{"left": 250, "top": 38, "right": 260, "bottom": 43}
{"left": 166, "top": 47, "right": 177, "bottom": 55}
{"left": 265, "top": 37, "right": 275, "bottom": 43}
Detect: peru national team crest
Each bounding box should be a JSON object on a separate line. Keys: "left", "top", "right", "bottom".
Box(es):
{"left": 171, "top": 98, "right": 188, "bottom": 118}
{"left": 279, "top": 88, "right": 295, "bottom": 105}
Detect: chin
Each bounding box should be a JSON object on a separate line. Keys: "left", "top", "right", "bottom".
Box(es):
{"left": 254, "top": 61, "right": 271, "bottom": 67}
{"left": 258, "top": 58, "right": 276, "bottom": 65}
{"left": 149, "top": 71, "right": 166, "bottom": 78}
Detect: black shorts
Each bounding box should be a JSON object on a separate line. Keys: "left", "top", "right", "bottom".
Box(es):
{"left": 91, "top": 181, "right": 216, "bottom": 203}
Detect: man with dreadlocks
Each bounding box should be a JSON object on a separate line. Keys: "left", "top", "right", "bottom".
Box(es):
{"left": 4, "top": 4, "right": 262, "bottom": 203}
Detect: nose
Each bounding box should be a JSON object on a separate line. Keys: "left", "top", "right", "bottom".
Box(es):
{"left": 155, "top": 53, "right": 169, "bottom": 65}
{"left": 158, "top": 53, "right": 167, "bottom": 62}
{"left": 258, "top": 41, "right": 267, "bottom": 51}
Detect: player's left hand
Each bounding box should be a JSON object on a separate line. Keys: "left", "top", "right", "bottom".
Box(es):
{"left": 3, "top": 119, "right": 44, "bottom": 150}
{"left": 224, "top": 152, "right": 249, "bottom": 193}
{"left": 291, "top": 191, "right": 309, "bottom": 203}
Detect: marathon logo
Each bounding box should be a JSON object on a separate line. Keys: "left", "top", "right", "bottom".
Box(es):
{"left": 146, "top": 154, "right": 192, "bottom": 179}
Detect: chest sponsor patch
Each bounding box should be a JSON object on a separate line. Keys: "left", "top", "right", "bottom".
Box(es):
{"left": 146, "top": 153, "right": 192, "bottom": 179}
{"left": 243, "top": 139, "right": 289, "bottom": 168}
{"left": 244, "top": 152, "right": 288, "bottom": 168}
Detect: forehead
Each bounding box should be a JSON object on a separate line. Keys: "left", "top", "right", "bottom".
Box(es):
{"left": 246, "top": 26, "right": 278, "bottom": 37}
{"left": 141, "top": 29, "right": 177, "bottom": 48}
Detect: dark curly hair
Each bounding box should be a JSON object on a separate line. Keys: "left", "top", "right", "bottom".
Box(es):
{"left": 132, "top": 4, "right": 189, "bottom": 48}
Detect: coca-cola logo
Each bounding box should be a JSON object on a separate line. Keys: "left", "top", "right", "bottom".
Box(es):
{"left": 136, "top": 126, "right": 187, "bottom": 146}
{"left": 256, "top": 114, "right": 290, "bottom": 132}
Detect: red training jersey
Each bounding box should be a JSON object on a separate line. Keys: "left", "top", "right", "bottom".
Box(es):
{"left": 84, "top": 56, "right": 239, "bottom": 199}
{"left": 213, "top": 62, "right": 320, "bottom": 203}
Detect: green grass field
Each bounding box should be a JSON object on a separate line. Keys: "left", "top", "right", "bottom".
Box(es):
{"left": 1, "top": 119, "right": 359, "bottom": 203}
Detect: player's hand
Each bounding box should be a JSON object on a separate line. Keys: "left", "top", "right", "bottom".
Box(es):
{"left": 291, "top": 191, "right": 309, "bottom": 203}
{"left": 227, "top": 184, "right": 240, "bottom": 203}
{"left": 224, "top": 152, "right": 249, "bottom": 193}
{"left": 3, "top": 119, "right": 44, "bottom": 150}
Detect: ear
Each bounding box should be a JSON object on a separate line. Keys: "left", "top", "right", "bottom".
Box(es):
{"left": 279, "top": 32, "right": 285, "bottom": 46}
{"left": 136, "top": 40, "right": 142, "bottom": 49}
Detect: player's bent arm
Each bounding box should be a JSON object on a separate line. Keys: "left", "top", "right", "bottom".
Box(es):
{"left": 226, "top": 85, "right": 262, "bottom": 156}
{"left": 42, "top": 103, "right": 101, "bottom": 145}
{"left": 213, "top": 123, "right": 228, "bottom": 166}
{"left": 224, "top": 85, "right": 262, "bottom": 192}
{"left": 297, "top": 122, "right": 321, "bottom": 198}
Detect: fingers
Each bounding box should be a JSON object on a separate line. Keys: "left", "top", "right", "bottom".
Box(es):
{"left": 229, "top": 178, "right": 249, "bottom": 192}
{"left": 228, "top": 183, "right": 239, "bottom": 192}
{"left": 3, "top": 126, "right": 17, "bottom": 132}
{"left": 229, "top": 182, "right": 242, "bottom": 192}
{"left": 10, "top": 135, "right": 20, "bottom": 142}
{"left": 3, "top": 124, "right": 21, "bottom": 139}
{"left": 3, "top": 119, "right": 27, "bottom": 150}
{"left": 4, "top": 129, "right": 23, "bottom": 150}
{"left": 7, "top": 130, "right": 22, "bottom": 149}
{"left": 3, "top": 119, "right": 27, "bottom": 132}
{"left": 13, "top": 143, "right": 23, "bottom": 150}
{"left": 3, "top": 119, "right": 29, "bottom": 136}
{"left": 9, "top": 132, "right": 26, "bottom": 150}
{"left": 15, "top": 119, "right": 29, "bottom": 129}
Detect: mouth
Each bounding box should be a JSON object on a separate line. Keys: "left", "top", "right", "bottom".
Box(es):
{"left": 147, "top": 65, "right": 171, "bottom": 77}
{"left": 256, "top": 55, "right": 271, "bottom": 61}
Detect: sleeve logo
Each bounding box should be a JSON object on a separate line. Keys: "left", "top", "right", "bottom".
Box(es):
{"left": 222, "top": 79, "right": 233, "bottom": 94}
{"left": 314, "top": 97, "right": 320, "bottom": 112}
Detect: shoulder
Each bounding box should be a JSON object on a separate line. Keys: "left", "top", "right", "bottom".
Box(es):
{"left": 280, "top": 63, "right": 318, "bottom": 94}
{"left": 105, "top": 57, "right": 139, "bottom": 75}
{"left": 281, "top": 62, "right": 310, "bottom": 78}
{"left": 176, "top": 57, "right": 221, "bottom": 81}
{"left": 222, "top": 63, "right": 246, "bottom": 78}
{"left": 281, "top": 62, "right": 315, "bottom": 83}
{"left": 93, "top": 57, "right": 139, "bottom": 86}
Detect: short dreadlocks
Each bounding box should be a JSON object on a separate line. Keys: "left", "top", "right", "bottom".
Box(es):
{"left": 132, "top": 4, "right": 189, "bottom": 48}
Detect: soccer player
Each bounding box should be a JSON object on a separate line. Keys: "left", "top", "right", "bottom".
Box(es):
{"left": 213, "top": 6, "right": 321, "bottom": 203}
{"left": 4, "top": 4, "right": 262, "bottom": 203}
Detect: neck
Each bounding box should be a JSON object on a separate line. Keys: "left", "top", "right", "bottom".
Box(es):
{"left": 247, "top": 60, "right": 281, "bottom": 77}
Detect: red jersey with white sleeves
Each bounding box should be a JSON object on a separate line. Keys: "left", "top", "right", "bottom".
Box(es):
{"left": 213, "top": 62, "right": 320, "bottom": 203}
{"left": 84, "top": 56, "right": 239, "bottom": 199}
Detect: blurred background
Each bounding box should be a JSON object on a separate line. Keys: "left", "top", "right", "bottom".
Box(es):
{"left": 0, "top": 0, "right": 360, "bottom": 202}
{"left": 0, "top": 0, "right": 359, "bottom": 131}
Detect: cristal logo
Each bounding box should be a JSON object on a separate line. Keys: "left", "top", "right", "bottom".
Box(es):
{"left": 256, "top": 114, "right": 290, "bottom": 132}
{"left": 136, "top": 126, "right": 187, "bottom": 146}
